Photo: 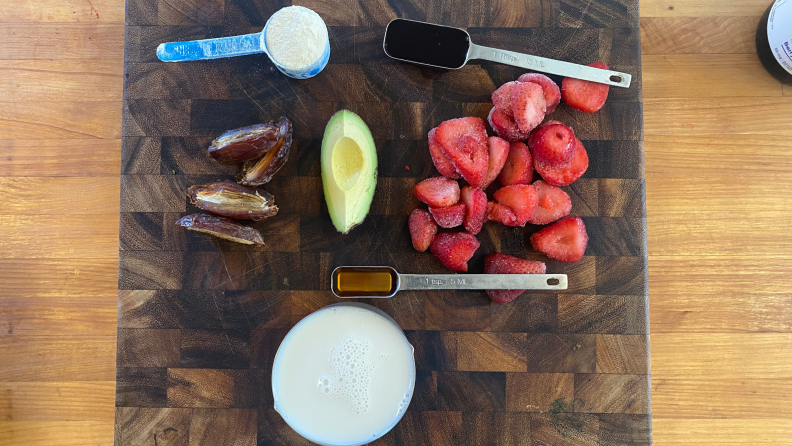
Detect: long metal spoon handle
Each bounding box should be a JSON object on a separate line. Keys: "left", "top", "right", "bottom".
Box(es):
{"left": 468, "top": 43, "right": 631, "bottom": 88}
{"left": 399, "top": 274, "right": 567, "bottom": 291}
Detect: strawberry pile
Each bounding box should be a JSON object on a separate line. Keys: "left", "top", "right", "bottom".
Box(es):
{"left": 410, "top": 67, "right": 610, "bottom": 304}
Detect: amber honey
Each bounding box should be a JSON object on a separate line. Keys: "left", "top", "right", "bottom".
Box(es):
{"left": 332, "top": 267, "right": 399, "bottom": 297}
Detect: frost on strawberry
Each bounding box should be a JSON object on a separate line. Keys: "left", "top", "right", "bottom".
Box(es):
{"left": 498, "top": 141, "right": 533, "bottom": 186}
{"left": 460, "top": 186, "right": 487, "bottom": 235}
{"left": 487, "top": 107, "right": 530, "bottom": 142}
{"left": 493, "top": 184, "right": 539, "bottom": 226}
{"left": 430, "top": 232, "right": 480, "bottom": 272}
{"left": 561, "top": 61, "right": 610, "bottom": 113}
{"left": 409, "top": 209, "right": 437, "bottom": 252}
{"left": 435, "top": 117, "right": 489, "bottom": 188}
{"left": 484, "top": 253, "right": 547, "bottom": 304}
{"left": 413, "top": 177, "right": 460, "bottom": 208}
{"left": 510, "top": 81, "right": 546, "bottom": 133}
{"left": 428, "top": 127, "right": 461, "bottom": 179}
{"left": 429, "top": 203, "right": 466, "bottom": 228}
{"left": 518, "top": 73, "right": 561, "bottom": 114}
{"left": 527, "top": 180, "right": 571, "bottom": 225}
{"left": 530, "top": 216, "right": 588, "bottom": 263}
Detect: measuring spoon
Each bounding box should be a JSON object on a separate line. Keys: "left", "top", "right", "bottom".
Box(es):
{"left": 331, "top": 266, "right": 567, "bottom": 298}
{"left": 383, "top": 18, "right": 631, "bottom": 88}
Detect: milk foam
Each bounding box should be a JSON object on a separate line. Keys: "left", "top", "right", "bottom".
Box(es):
{"left": 317, "top": 335, "right": 388, "bottom": 414}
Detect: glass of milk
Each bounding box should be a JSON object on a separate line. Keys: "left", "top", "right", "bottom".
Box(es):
{"left": 271, "top": 303, "right": 415, "bottom": 445}
{"left": 156, "top": 6, "right": 330, "bottom": 80}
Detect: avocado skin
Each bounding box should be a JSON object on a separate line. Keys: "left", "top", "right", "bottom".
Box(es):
{"left": 321, "top": 110, "right": 378, "bottom": 234}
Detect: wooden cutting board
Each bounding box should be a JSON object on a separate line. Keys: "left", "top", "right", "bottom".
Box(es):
{"left": 115, "top": 0, "right": 649, "bottom": 444}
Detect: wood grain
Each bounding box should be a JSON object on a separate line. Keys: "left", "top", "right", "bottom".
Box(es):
{"left": 0, "top": 0, "right": 790, "bottom": 444}
{"left": 0, "top": 60, "right": 123, "bottom": 102}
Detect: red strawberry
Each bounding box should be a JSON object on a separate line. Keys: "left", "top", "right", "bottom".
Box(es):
{"left": 428, "top": 127, "right": 461, "bottom": 179}
{"left": 484, "top": 253, "right": 547, "bottom": 304}
{"left": 518, "top": 73, "right": 561, "bottom": 114}
{"left": 483, "top": 136, "right": 510, "bottom": 189}
{"left": 493, "top": 184, "right": 539, "bottom": 226}
{"left": 491, "top": 81, "right": 519, "bottom": 115}
{"left": 534, "top": 137, "right": 588, "bottom": 186}
{"left": 413, "top": 177, "right": 460, "bottom": 208}
{"left": 430, "top": 232, "right": 480, "bottom": 272}
{"left": 435, "top": 117, "right": 489, "bottom": 188}
{"left": 487, "top": 202, "right": 519, "bottom": 227}
{"left": 561, "top": 62, "right": 610, "bottom": 113}
{"left": 498, "top": 142, "right": 533, "bottom": 186}
{"left": 530, "top": 216, "right": 588, "bottom": 263}
{"left": 487, "top": 107, "right": 530, "bottom": 142}
{"left": 527, "top": 180, "right": 572, "bottom": 225}
{"left": 528, "top": 122, "right": 575, "bottom": 167}
{"left": 429, "top": 203, "right": 466, "bottom": 228}
{"left": 510, "top": 81, "right": 546, "bottom": 133}
{"left": 460, "top": 186, "right": 487, "bottom": 234}
{"left": 408, "top": 209, "right": 437, "bottom": 252}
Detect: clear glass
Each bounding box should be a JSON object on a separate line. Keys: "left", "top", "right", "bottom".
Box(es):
{"left": 271, "top": 303, "right": 416, "bottom": 446}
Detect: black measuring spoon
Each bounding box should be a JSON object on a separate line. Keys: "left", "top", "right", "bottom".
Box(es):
{"left": 383, "top": 18, "right": 631, "bottom": 88}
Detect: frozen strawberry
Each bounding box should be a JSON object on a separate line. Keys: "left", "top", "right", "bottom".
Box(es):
{"left": 487, "top": 202, "right": 520, "bottom": 227}
{"left": 528, "top": 180, "right": 571, "bottom": 225}
{"left": 429, "top": 203, "right": 466, "bottom": 228}
{"left": 534, "top": 137, "right": 588, "bottom": 186}
{"left": 510, "top": 81, "right": 546, "bottom": 133}
{"left": 428, "top": 127, "right": 461, "bottom": 179}
{"left": 430, "top": 232, "right": 480, "bottom": 272}
{"left": 435, "top": 117, "right": 489, "bottom": 188}
{"left": 487, "top": 107, "right": 530, "bottom": 142}
{"left": 413, "top": 177, "right": 460, "bottom": 208}
{"left": 491, "top": 81, "right": 520, "bottom": 115}
{"left": 493, "top": 184, "right": 539, "bottom": 226}
{"left": 484, "top": 253, "right": 547, "bottom": 304}
{"left": 483, "top": 136, "right": 510, "bottom": 189}
{"left": 460, "top": 186, "right": 487, "bottom": 235}
{"left": 528, "top": 122, "right": 575, "bottom": 166}
{"left": 530, "top": 216, "right": 588, "bottom": 263}
{"left": 561, "top": 62, "right": 610, "bottom": 113}
{"left": 518, "top": 73, "right": 561, "bottom": 114}
{"left": 498, "top": 142, "right": 533, "bottom": 186}
{"left": 408, "top": 209, "right": 437, "bottom": 252}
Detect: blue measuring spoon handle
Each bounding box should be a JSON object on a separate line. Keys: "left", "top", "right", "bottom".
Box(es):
{"left": 156, "top": 33, "right": 265, "bottom": 62}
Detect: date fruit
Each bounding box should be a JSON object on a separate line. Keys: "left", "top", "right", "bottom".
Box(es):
{"left": 237, "top": 117, "right": 293, "bottom": 186}
{"left": 209, "top": 117, "right": 292, "bottom": 164}
{"left": 188, "top": 180, "right": 278, "bottom": 221}
{"left": 176, "top": 213, "right": 265, "bottom": 245}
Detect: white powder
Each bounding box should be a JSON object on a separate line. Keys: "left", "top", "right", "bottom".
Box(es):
{"left": 265, "top": 6, "right": 328, "bottom": 71}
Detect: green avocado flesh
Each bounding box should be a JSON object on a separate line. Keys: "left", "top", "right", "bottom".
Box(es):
{"left": 321, "top": 110, "right": 378, "bottom": 234}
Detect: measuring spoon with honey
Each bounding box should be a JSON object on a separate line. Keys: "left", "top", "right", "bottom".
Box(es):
{"left": 383, "top": 18, "right": 631, "bottom": 88}
{"left": 331, "top": 266, "right": 567, "bottom": 298}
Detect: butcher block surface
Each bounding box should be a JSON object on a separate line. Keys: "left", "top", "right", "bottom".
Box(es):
{"left": 116, "top": 0, "right": 648, "bottom": 444}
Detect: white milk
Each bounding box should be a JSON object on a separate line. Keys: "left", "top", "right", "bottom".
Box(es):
{"left": 271, "top": 304, "right": 415, "bottom": 446}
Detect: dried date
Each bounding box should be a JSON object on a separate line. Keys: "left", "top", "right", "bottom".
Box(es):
{"left": 176, "top": 213, "right": 265, "bottom": 245}
{"left": 188, "top": 180, "right": 278, "bottom": 221}
{"left": 237, "top": 117, "right": 292, "bottom": 186}
{"left": 208, "top": 117, "right": 291, "bottom": 164}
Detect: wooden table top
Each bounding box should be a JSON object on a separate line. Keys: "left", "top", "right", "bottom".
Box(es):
{"left": 1, "top": 0, "right": 791, "bottom": 445}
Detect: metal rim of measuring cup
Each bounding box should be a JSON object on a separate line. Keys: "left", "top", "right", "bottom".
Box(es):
{"left": 270, "top": 302, "right": 416, "bottom": 446}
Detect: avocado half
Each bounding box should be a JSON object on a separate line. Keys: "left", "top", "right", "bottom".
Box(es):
{"left": 321, "top": 110, "right": 378, "bottom": 234}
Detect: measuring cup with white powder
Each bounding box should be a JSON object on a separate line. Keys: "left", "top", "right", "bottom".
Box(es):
{"left": 156, "top": 6, "right": 330, "bottom": 79}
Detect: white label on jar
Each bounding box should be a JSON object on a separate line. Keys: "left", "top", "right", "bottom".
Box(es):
{"left": 768, "top": 0, "right": 792, "bottom": 75}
